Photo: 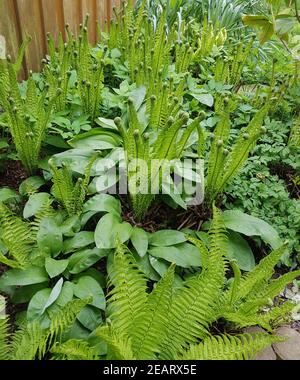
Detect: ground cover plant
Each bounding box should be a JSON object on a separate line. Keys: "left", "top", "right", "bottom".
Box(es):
{"left": 0, "top": 0, "right": 300, "bottom": 361}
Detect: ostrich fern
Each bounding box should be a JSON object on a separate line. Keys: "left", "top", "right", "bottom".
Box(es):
{"left": 0, "top": 298, "right": 88, "bottom": 360}
{"left": 205, "top": 98, "right": 270, "bottom": 204}
{"left": 91, "top": 207, "right": 295, "bottom": 360}
{"left": 0, "top": 59, "right": 56, "bottom": 174}
{"left": 49, "top": 154, "right": 97, "bottom": 216}
{"left": 114, "top": 101, "right": 205, "bottom": 220}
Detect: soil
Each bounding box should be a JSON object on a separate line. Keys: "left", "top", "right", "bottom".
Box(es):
{"left": 269, "top": 162, "right": 300, "bottom": 199}
{"left": 0, "top": 160, "right": 28, "bottom": 191}
{"left": 121, "top": 196, "right": 213, "bottom": 233}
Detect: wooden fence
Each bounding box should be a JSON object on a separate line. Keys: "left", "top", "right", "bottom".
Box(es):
{"left": 0, "top": 0, "right": 122, "bottom": 76}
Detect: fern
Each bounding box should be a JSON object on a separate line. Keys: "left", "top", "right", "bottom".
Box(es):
{"left": 5, "top": 298, "right": 88, "bottom": 360}
{"left": 51, "top": 339, "right": 99, "bottom": 360}
{"left": 0, "top": 313, "right": 10, "bottom": 360}
{"left": 206, "top": 102, "right": 270, "bottom": 203}
{"left": 0, "top": 202, "right": 34, "bottom": 268}
{"left": 159, "top": 207, "right": 227, "bottom": 359}
{"left": 0, "top": 56, "right": 56, "bottom": 174}
{"left": 107, "top": 244, "right": 147, "bottom": 337}
{"left": 49, "top": 155, "right": 96, "bottom": 216}
{"left": 132, "top": 264, "right": 175, "bottom": 359}
{"left": 178, "top": 333, "right": 283, "bottom": 360}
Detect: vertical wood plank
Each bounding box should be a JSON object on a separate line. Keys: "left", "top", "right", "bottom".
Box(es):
{"left": 15, "top": 0, "right": 46, "bottom": 73}
{"left": 41, "top": 0, "right": 65, "bottom": 44}
{"left": 63, "top": 0, "right": 82, "bottom": 36}
{"left": 81, "top": 0, "right": 97, "bottom": 44}
{"left": 0, "top": 0, "right": 24, "bottom": 75}
{"left": 0, "top": 0, "right": 124, "bottom": 77}
{"left": 96, "top": 0, "right": 108, "bottom": 32}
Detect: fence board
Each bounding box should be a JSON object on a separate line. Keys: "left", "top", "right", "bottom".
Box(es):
{"left": 0, "top": 0, "right": 125, "bottom": 77}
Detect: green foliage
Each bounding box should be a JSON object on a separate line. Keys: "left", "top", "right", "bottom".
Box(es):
{"left": 93, "top": 207, "right": 295, "bottom": 360}
{"left": 49, "top": 154, "right": 97, "bottom": 216}
{"left": 224, "top": 118, "right": 300, "bottom": 263}
{"left": 1, "top": 298, "right": 88, "bottom": 360}
{"left": 205, "top": 99, "right": 270, "bottom": 204}
{"left": 0, "top": 60, "right": 56, "bottom": 174}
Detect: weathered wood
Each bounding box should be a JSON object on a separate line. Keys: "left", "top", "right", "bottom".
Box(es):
{"left": 0, "top": 0, "right": 124, "bottom": 76}
{"left": 14, "top": 0, "right": 46, "bottom": 72}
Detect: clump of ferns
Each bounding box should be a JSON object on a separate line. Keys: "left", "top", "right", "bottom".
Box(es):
{"left": 204, "top": 95, "right": 270, "bottom": 205}
{"left": 49, "top": 154, "right": 97, "bottom": 217}
{"left": 213, "top": 35, "right": 256, "bottom": 88}
{"left": 110, "top": 1, "right": 194, "bottom": 90}
{"left": 0, "top": 59, "right": 57, "bottom": 175}
{"left": 82, "top": 207, "right": 298, "bottom": 360}
{"left": 43, "top": 16, "right": 105, "bottom": 120}
{"left": 114, "top": 97, "right": 206, "bottom": 221}
{"left": 0, "top": 297, "right": 90, "bottom": 360}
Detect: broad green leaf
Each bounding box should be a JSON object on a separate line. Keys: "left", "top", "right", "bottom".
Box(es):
{"left": 23, "top": 193, "right": 51, "bottom": 219}
{"left": 89, "top": 173, "right": 119, "bottom": 193}
{"left": 191, "top": 93, "right": 214, "bottom": 107}
{"left": 68, "top": 247, "right": 108, "bottom": 274}
{"left": 131, "top": 228, "right": 148, "bottom": 257}
{"left": 41, "top": 278, "right": 64, "bottom": 313}
{"left": 83, "top": 194, "right": 121, "bottom": 216}
{"left": 51, "top": 149, "right": 95, "bottom": 174}
{"left": 27, "top": 288, "right": 52, "bottom": 322}
{"left": 77, "top": 305, "right": 102, "bottom": 331}
{"left": 37, "top": 217, "right": 63, "bottom": 257}
{"left": 129, "top": 86, "right": 146, "bottom": 110}
{"left": 259, "top": 21, "right": 274, "bottom": 43}
{"left": 227, "top": 231, "right": 255, "bottom": 272}
{"left": 60, "top": 215, "right": 81, "bottom": 237}
{"left": 222, "top": 210, "right": 282, "bottom": 249}
{"left": 96, "top": 117, "right": 118, "bottom": 131}
{"left": 94, "top": 213, "right": 132, "bottom": 249}
{"left": 0, "top": 267, "right": 48, "bottom": 287}
{"left": 0, "top": 188, "right": 20, "bottom": 203}
{"left": 11, "top": 283, "right": 48, "bottom": 304}
{"left": 132, "top": 252, "right": 160, "bottom": 281}
{"left": 63, "top": 231, "right": 95, "bottom": 254}
{"left": 149, "top": 243, "right": 201, "bottom": 268}
{"left": 275, "top": 16, "right": 294, "bottom": 36}
{"left": 45, "top": 257, "right": 69, "bottom": 278}
{"left": 73, "top": 276, "right": 106, "bottom": 310}
{"left": 150, "top": 230, "right": 186, "bottom": 247}
{"left": 19, "top": 176, "right": 46, "bottom": 196}
{"left": 55, "top": 281, "right": 74, "bottom": 306}
{"left": 68, "top": 129, "right": 121, "bottom": 150}
{"left": 149, "top": 256, "right": 182, "bottom": 287}
{"left": 242, "top": 15, "right": 270, "bottom": 27}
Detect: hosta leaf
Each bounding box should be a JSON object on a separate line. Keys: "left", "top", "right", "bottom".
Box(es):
{"left": 149, "top": 243, "right": 201, "bottom": 268}
{"left": 45, "top": 257, "right": 69, "bottom": 278}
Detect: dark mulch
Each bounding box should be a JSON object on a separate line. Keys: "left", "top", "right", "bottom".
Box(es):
{"left": 269, "top": 163, "right": 300, "bottom": 199}
{"left": 121, "top": 196, "right": 213, "bottom": 233}
{"left": 0, "top": 160, "right": 28, "bottom": 191}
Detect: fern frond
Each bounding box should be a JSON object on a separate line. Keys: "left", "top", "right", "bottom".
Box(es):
{"left": 233, "top": 244, "right": 288, "bottom": 302}
{"left": 159, "top": 207, "right": 227, "bottom": 359}
{"left": 179, "top": 333, "right": 282, "bottom": 360}
{"left": 11, "top": 322, "right": 46, "bottom": 360}
{"left": 133, "top": 264, "right": 175, "bottom": 360}
{"left": 0, "top": 203, "right": 34, "bottom": 267}
{"left": 107, "top": 244, "right": 147, "bottom": 337}
{"left": 96, "top": 325, "right": 136, "bottom": 360}
{"left": 51, "top": 340, "right": 99, "bottom": 360}
{"left": 0, "top": 310, "right": 10, "bottom": 360}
